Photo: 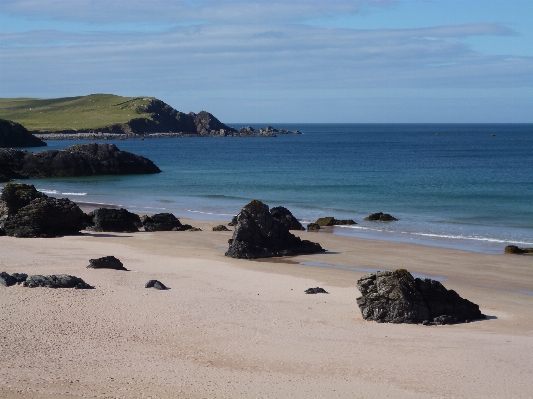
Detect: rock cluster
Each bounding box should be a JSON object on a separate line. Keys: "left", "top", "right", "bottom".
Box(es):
{"left": 356, "top": 269, "right": 485, "bottom": 325}
{"left": 0, "top": 118, "right": 46, "bottom": 148}
{"left": 315, "top": 217, "right": 356, "bottom": 226}
{"left": 364, "top": 212, "right": 397, "bottom": 221}
{"left": 1, "top": 272, "right": 93, "bottom": 289}
{"left": 1, "top": 272, "right": 28, "bottom": 286}
{"left": 225, "top": 200, "right": 325, "bottom": 259}
{"left": 0, "top": 183, "right": 84, "bottom": 237}
{"left": 87, "top": 256, "right": 127, "bottom": 271}
{"left": 504, "top": 245, "right": 533, "bottom": 254}
{"left": 141, "top": 213, "right": 192, "bottom": 231}
{"left": 0, "top": 143, "right": 161, "bottom": 181}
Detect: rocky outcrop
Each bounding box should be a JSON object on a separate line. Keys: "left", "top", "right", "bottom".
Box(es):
{"left": 87, "top": 256, "right": 127, "bottom": 271}
{"left": 270, "top": 206, "right": 305, "bottom": 231}
{"left": 356, "top": 269, "right": 485, "bottom": 325}
{"left": 213, "top": 224, "right": 230, "bottom": 231}
{"left": 238, "top": 125, "right": 301, "bottom": 136}
{"left": 307, "top": 223, "right": 320, "bottom": 231}
{"left": 364, "top": 212, "right": 397, "bottom": 221}
{"left": 0, "top": 143, "right": 161, "bottom": 180}
{"left": 504, "top": 245, "right": 533, "bottom": 254}
{"left": 0, "top": 118, "right": 46, "bottom": 148}
{"left": 145, "top": 280, "right": 168, "bottom": 290}
{"left": 315, "top": 217, "right": 356, "bottom": 226}
{"left": 0, "top": 183, "right": 46, "bottom": 220}
{"left": 141, "top": 213, "right": 190, "bottom": 231}
{"left": 85, "top": 208, "right": 140, "bottom": 233}
{"left": 23, "top": 274, "right": 93, "bottom": 289}
{"left": 225, "top": 200, "right": 325, "bottom": 259}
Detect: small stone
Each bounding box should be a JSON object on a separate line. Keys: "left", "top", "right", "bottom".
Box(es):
{"left": 305, "top": 287, "right": 329, "bottom": 294}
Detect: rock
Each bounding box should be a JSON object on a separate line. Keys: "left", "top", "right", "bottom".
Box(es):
{"left": 23, "top": 274, "right": 93, "bottom": 289}
{"left": 2, "top": 197, "right": 84, "bottom": 238}
{"left": 141, "top": 213, "right": 186, "bottom": 231}
{"left": 364, "top": 212, "right": 397, "bottom": 221}
{"left": 0, "top": 183, "right": 47, "bottom": 221}
{"left": 11, "top": 273, "right": 28, "bottom": 283}
{"left": 315, "top": 217, "right": 356, "bottom": 226}
{"left": 225, "top": 200, "right": 325, "bottom": 259}
{"left": 270, "top": 206, "right": 305, "bottom": 231}
{"left": 0, "top": 143, "right": 161, "bottom": 180}
{"left": 186, "top": 227, "right": 202, "bottom": 231}
{"left": 0, "top": 271, "right": 16, "bottom": 287}
{"left": 145, "top": 280, "right": 168, "bottom": 290}
{"left": 0, "top": 118, "right": 46, "bottom": 148}
{"left": 213, "top": 224, "right": 230, "bottom": 231}
{"left": 504, "top": 245, "right": 533, "bottom": 254}
{"left": 356, "top": 269, "right": 485, "bottom": 325}
{"left": 85, "top": 208, "right": 139, "bottom": 232}
{"left": 87, "top": 256, "right": 127, "bottom": 271}
{"left": 305, "top": 287, "right": 329, "bottom": 294}
{"left": 307, "top": 223, "right": 321, "bottom": 231}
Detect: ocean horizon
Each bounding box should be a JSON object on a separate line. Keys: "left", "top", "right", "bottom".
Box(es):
{"left": 6, "top": 123, "right": 533, "bottom": 254}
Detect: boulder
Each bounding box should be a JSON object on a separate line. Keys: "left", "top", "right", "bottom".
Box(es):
{"left": 141, "top": 213, "right": 186, "bottom": 231}
{"left": 213, "top": 224, "right": 230, "bottom": 231}
{"left": 364, "top": 212, "right": 397, "bottom": 221}
{"left": 0, "top": 183, "right": 47, "bottom": 222}
{"left": 315, "top": 217, "right": 356, "bottom": 226}
{"left": 0, "top": 271, "right": 16, "bottom": 287}
{"left": 85, "top": 208, "right": 140, "bottom": 232}
{"left": 145, "top": 280, "right": 168, "bottom": 290}
{"left": 305, "top": 287, "right": 329, "bottom": 294}
{"left": 504, "top": 245, "right": 533, "bottom": 254}
{"left": 0, "top": 118, "right": 46, "bottom": 148}
{"left": 87, "top": 256, "right": 127, "bottom": 271}
{"left": 2, "top": 197, "right": 84, "bottom": 238}
{"left": 356, "top": 269, "right": 485, "bottom": 325}
{"left": 270, "top": 206, "right": 305, "bottom": 231}
{"left": 23, "top": 274, "right": 93, "bottom": 289}
{"left": 307, "top": 223, "right": 320, "bottom": 231}
{"left": 225, "top": 200, "right": 325, "bottom": 259}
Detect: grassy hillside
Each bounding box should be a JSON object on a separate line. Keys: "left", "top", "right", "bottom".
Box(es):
{"left": 0, "top": 94, "right": 156, "bottom": 132}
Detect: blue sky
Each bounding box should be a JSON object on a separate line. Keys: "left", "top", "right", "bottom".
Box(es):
{"left": 0, "top": 0, "right": 532, "bottom": 123}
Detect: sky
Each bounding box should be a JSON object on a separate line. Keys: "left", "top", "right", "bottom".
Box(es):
{"left": 0, "top": 0, "right": 532, "bottom": 123}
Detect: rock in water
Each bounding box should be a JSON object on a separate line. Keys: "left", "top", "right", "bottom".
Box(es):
{"left": 145, "top": 280, "right": 168, "bottom": 290}
{"left": 315, "top": 217, "right": 356, "bottom": 226}
{"left": 141, "top": 213, "right": 186, "bottom": 231}
{"left": 356, "top": 269, "right": 485, "bottom": 325}
{"left": 0, "top": 118, "right": 46, "bottom": 148}
{"left": 364, "top": 212, "right": 397, "bottom": 221}
{"left": 504, "top": 245, "right": 533, "bottom": 254}
{"left": 225, "top": 200, "right": 325, "bottom": 259}
{"left": 270, "top": 206, "right": 305, "bottom": 231}
{"left": 87, "top": 256, "right": 127, "bottom": 271}
{"left": 85, "top": 208, "right": 140, "bottom": 232}
{"left": 23, "top": 274, "right": 93, "bottom": 289}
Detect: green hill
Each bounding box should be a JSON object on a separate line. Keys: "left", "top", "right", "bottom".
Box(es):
{"left": 0, "top": 94, "right": 236, "bottom": 135}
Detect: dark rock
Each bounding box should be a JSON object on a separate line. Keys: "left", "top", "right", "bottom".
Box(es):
{"left": 85, "top": 208, "right": 139, "bottom": 232}
{"left": 364, "top": 212, "right": 397, "bottom": 221}
{"left": 0, "top": 183, "right": 47, "bottom": 220}
{"left": 225, "top": 200, "right": 325, "bottom": 259}
{"left": 230, "top": 215, "right": 238, "bottom": 226}
{"left": 0, "top": 143, "right": 161, "bottom": 180}
{"left": 141, "top": 213, "right": 185, "bottom": 231}
{"left": 145, "top": 280, "right": 168, "bottom": 290}
{"left": 186, "top": 227, "right": 202, "bottom": 231}
{"left": 305, "top": 287, "right": 329, "bottom": 294}
{"left": 0, "top": 118, "right": 46, "bottom": 148}
{"left": 87, "top": 256, "right": 127, "bottom": 271}
{"left": 307, "top": 223, "right": 321, "bottom": 231}
{"left": 11, "top": 273, "right": 28, "bottom": 283}
{"left": 213, "top": 224, "right": 230, "bottom": 231}
{"left": 0, "top": 271, "right": 16, "bottom": 287}
{"left": 356, "top": 269, "right": 485, "bottom": 325}
{"left": 23, "top": 274, "right": 93, "bottom": 289}
{"left": 315, "top": 217, "right": 356, "bottom": 227}
{"left": 270, "top": 206, "right": 305, "bottom": 231}
{"left": 2, "top": 197, "right": 84, "bottom": 238}
{"left": 504, "top": 245, "right": 533, "bottom": 254}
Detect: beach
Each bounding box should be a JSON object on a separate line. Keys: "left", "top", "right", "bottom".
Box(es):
{"left": 1, "top": 217, "right": 532, "bottom": 398}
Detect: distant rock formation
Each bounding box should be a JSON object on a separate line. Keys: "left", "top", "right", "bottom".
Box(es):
{"left": 0, "top": 143, "right": 161, "bottom": 181}
{"left": 0, "top": 118, "right": 46, "bottom": 148}
{"left": 225, "top": 200, "right": 325, "bottom": 259}
{"left": 364, "top": 212, "right": 397, "bottom": 222}
{"left": 87, "top": 256, "right": 127, "bottom": 271}
{"left": 504, "top": 245, "right": 533, "bottom": 254}
{"left": 356, "top": 269, "right": 485, "bottom": 325}
{"left": 315, "top": 217, "right": 356, "bottom": 226}
{"left": 270, "top": 206, "right": 305, "bottom": 231}
{"left": 84, "top": 208, "right": 140, "bottom": 233}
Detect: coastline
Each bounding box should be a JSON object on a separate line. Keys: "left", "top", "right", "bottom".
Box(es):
{"left": 1, "top": 214, "right": 533, "bottom": 398}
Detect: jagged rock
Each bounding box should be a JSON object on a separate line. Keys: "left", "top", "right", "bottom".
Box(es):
{"left": 307, "top": 223, "right": 320, "bottom": 231}
{"left": 315, "top": 217, "right": 356, "bottom": 226}
{"left": 0, "top": 118, "right": 46, "bottom": 148}
{"left": 0, "top": 272, "right": 16, "bottom": 287}
{"left": 23, "top": 274, "right": 93, "bottom": 289}
{"left": 2, "top": 197, "right": 84, "bottom": 238}
{"left": 85, "top": 208, "right": 139, "bottom": 233}
{"left": 504, "top": 245, "right": 533, "bottom": 254}
{"left": 0, "top": 143, "right": 161, "bottom": 180}
{"left": 0, "top": 183, "right": 47, "bottom": 221}
{"left": 270, "top": 206, "right": 305, "bottom": 231}
{"left": 356, "top": 269, "right": 485, "bottom": 325}
{"left": 364, "top": 212, "right": 397, "bottom": 221}
{"left": 87, "top": 256, "right": 127, "bottom": 271}
{"left": 213, "top": 224, "right": 230, "bottom": 231}
{"left": 225, "top": 200, "right": 325, "bottom": 259}
{"left": 305, "top": 287, "right": 329, "bottom": 294}
{"left": 141, "top": 213, "right": 186, "bottom": 231}
{"left": 145, "top": 280, "right": 168, "bottom": 290}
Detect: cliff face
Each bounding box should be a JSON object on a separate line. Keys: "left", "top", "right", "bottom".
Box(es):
{"left": 0, "top": 119, "right": 46, "bottom": 148}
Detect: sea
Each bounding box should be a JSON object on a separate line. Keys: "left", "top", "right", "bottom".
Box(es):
{"left": 6, "top": 123, "right": 533, "bottom": 254}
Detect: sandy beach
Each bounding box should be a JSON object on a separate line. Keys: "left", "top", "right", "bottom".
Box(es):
{"left": 1, "top": 218, "right": 532, "bottom": 398}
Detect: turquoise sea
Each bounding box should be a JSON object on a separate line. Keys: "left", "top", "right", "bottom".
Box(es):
{"left": 7, "top": 123, "right": 533, "bottom": 254}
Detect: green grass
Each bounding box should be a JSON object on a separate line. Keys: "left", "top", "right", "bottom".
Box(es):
{"left": 0, "top": 94, "right": 156, "bottom": 132}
